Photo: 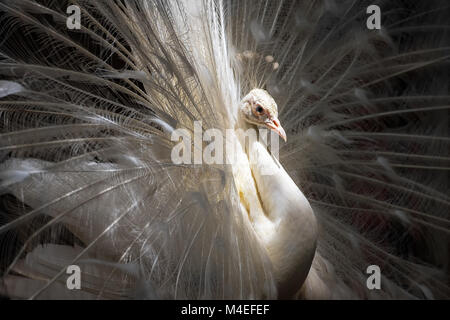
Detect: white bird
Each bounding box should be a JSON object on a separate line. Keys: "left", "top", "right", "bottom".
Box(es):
{"left": 0, "top": 0, "right": 449, "bottom": 299}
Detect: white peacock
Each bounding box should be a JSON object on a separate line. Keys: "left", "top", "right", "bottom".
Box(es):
{"left": 0, "top": 0, "right": 448, "bottom": 300}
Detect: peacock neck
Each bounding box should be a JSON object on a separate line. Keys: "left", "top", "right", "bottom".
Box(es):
{"left": 234, "top": 112, "right": 318, "bottom": 298}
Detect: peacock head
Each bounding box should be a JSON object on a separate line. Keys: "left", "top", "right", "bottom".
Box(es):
{"left": 240, "top": 88, "right": 287, "bottom": 142}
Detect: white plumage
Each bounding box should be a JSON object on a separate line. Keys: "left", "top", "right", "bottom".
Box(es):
{"left": 0, "top": 0, "right": 449, "bottom": 299}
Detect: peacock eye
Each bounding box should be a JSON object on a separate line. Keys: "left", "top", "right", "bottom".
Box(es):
{"left": 255, "top": 105, "right": 264, "bottom": 114}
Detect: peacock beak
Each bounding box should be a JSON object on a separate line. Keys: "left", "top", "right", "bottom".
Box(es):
{"left": 265, "top": 118, "right": 287, "bottom": 142}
